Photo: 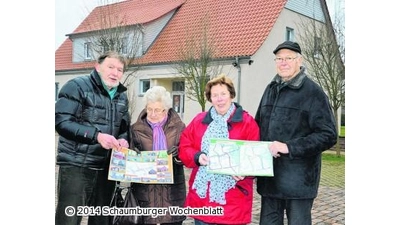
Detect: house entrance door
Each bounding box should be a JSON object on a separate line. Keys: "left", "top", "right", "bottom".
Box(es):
{"left": 172, "top": 92, "right": 184, "bottom": 119}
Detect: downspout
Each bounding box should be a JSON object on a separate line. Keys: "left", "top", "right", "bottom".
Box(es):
{"left": 235, "top": 56, "right": 241, "bottom": 104}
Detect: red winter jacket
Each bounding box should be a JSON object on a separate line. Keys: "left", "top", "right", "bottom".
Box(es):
{"left": 179, "top": 103, "right": 260, "bottom": 224}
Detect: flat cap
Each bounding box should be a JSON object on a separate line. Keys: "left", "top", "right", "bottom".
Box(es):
{"left": 273, "top": 41, "right": 302, "bottom": 54}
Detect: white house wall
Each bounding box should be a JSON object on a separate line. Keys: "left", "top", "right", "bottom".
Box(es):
{"left": 143, "top": 10, "right": 175, "bottom": 52}
{"left": 238, "top": 8, "right": 320, "bottom": 117}
{"left": 72, "top": 37, "right": 89, "bottom": 63}
{"left": 71, "top": 28, "right": 144, "bottom": 62}
{"left": 56, "top": 7, "right": 325, "bottom": 126}
{"left": 129, "top": 65, "right": 217, "bottom": 124}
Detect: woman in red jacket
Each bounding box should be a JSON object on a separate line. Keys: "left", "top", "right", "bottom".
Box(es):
{"left": 179, "top": 74, "right": 260, "bottom": 225}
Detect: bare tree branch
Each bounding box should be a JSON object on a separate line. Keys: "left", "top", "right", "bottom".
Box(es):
{"left": 173, "top": 16, "right": 222, "bottom": 111}
{"left": 82, "top": 0, "right": 144, "bottom": 119}
{"left": 297, "top": 16, "right": 345, "bottom": 156}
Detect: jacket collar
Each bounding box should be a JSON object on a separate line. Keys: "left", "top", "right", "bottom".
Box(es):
{"left": 91, "top": 69, "right": 127, "bottom": 93}
{"left": 272, "top": 66, "right": 307, "bottom": 89}
{"left": 202, "top": 102, "right": 244, "bottom": 125}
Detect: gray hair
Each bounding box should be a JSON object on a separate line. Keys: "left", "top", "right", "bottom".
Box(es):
{"left": 143, "top": 86, "right": 172, "bottom": 110}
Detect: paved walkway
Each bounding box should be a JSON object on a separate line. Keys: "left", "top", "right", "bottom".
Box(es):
{"left": 56, "top": 166, "right": 344, "bottom": 225}
{"left": 181, "top": 168, "right": 345, "bottom": 225}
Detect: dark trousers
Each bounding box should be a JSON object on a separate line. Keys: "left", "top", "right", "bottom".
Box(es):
{"left": 259, "top": 196, "right": 314, "bottom": 225}
{"left": 55, "top": 165, "right": 116, "bottom": 225}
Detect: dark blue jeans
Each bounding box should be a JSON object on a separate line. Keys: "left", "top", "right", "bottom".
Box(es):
{"left": 55, "top": 165, "right": 116, "bottom": 225}
{"left": 259, "top": 196, "right": 314, "bottom": 225}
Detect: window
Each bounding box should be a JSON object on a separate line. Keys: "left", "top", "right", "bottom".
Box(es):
{"left": 139, "top": 80, "right": 150, "bottom": 95}
{"left": 286, "top": 27, "right": 294, "bottom": 41}
{"left": 314, "top": 36, "right": 322, "bottom": 58}
{"left": 84, "top": 42, "right": 92, "bottom": 60}
{"left": 121, "top": 43, "right": 128, "bottom": 55}
{"left": 121, "top": 36, "right": 128, "bottom": 55}
{"left": 172, "top": 81, "right": 185, "bottom": 91}
{"left": 55, "top": 82, "right": 59, "bottom": 102}
{"left": 172, "top": 81, "right": 185, "bottom": 114}
{"left": 173, "top": 94, "right": 184, "bottom": 113}
{"left": 102, "top": 45, "right": 110, "bottom": 53}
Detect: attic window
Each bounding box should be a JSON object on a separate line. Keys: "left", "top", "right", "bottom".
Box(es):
{"left": 103, "top": 45, "right": 110, "bottom": 54}
{"left": 84, "top": 42, "right": 92, "bottom": 60}
{"left": 121, "top": 36, "right": 128, "bottom": 55}
{"left": 314, "top": 36, "right": 322, "bottom": 58}
{"left": 286, "top": 27, "right": 294, "bottom": 41}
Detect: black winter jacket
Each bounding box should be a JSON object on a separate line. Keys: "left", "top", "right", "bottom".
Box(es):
{"left": 255, "top": 67, "right": 337, "bottom": 199}
{"left": 55, "top": 70, "right": 130, "bottom": 169}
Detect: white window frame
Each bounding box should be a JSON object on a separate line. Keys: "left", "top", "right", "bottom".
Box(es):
{"left": 286, "top": 27, "right": 294, "bottom": 41}
{"left": 84, "top": 42, "right": 92, "bottom": 60}
{"left": 139, "top": 79, "right": 150, "bottom": 96}
{"left": 121, "top": 36, "right": 128, "bottom": 55}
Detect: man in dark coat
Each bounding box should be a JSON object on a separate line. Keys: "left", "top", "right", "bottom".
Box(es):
{"left": 255, "top": 41, "right": 337, "bottom": 225}
{"left": 55, "top": 51, "right": 130, "bottom": 225}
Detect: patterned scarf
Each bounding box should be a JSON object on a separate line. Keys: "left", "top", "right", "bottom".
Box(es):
{"left": 147, "top": 116, "right": 168, "bottom": 151}
{"left": 192, "top": 103, "right": 236, "bottom": 205}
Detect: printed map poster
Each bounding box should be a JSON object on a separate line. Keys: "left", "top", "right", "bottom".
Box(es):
{"left": 207, "top": 138, "right": 274, "bottom": 176}
{"left": 108, "top": 147, "right": 174, "bottom": 184}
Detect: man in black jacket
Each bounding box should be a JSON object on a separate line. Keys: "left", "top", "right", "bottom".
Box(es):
{"left": 55, "top": 51, "right": 130, "bottom": 225}
{"left": 255, "top": 41, "right": 337, "bottom": 225}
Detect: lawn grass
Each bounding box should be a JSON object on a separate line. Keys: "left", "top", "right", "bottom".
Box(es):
{"left": 340, "top": 126, "right": 345, "bottom": 137}
{"left": 320, "top": 152, "right": 345, "bottom": 188}
{"left": 322, "top": 152, "right": 345, "bottom": 162}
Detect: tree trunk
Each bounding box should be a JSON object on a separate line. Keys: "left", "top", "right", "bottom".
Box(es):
{"left": 335, "top": 135, "right": 341, "bottom": 156}
{"left": 333, "top": 109, "right": 341, "bottom": 156}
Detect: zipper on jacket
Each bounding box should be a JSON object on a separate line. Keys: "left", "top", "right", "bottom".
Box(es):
{"left": 236, "top": 184, "right": 249, "bottom": 196}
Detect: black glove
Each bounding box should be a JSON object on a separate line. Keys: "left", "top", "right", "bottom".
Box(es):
{"left": 132, "top": 147, "right": 141, "bottom": 154}
{"left": 167, "top": 146, "right": 178, "bottom": 157}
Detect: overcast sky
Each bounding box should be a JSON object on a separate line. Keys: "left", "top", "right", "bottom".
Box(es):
{"left": 55, "top": 0, "right": 100, "bottom": 50}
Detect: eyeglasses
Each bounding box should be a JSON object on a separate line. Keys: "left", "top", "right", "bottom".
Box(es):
{"left": 274, "top": 57, "right": 298, "bottom": 63}
{"left": 146, "top": 108, "right": 165, "bottom": 115}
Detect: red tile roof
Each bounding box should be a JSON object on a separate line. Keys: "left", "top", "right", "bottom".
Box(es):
{"left": 56, "top": 0, "right": 287, "bottom": 71}
{"left": 72, "top": 0, "right": 186, "bottom": 34}
{"left": 55, "top": 39, "right": 94, "bottom": 71}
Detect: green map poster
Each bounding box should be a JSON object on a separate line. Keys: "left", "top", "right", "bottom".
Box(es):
{"left": 207, "top": 138, "right": 274, "bottom": 176}
{"left": 108, "top": 147, "right": 174, "bottom": 184}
